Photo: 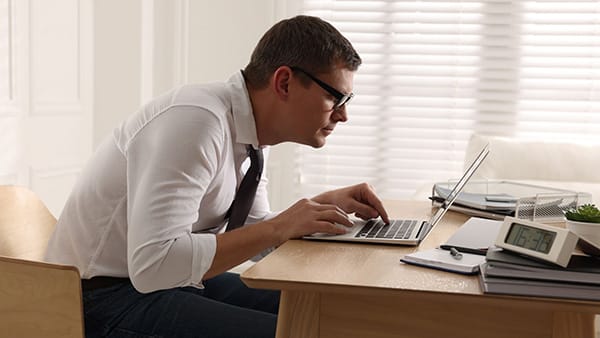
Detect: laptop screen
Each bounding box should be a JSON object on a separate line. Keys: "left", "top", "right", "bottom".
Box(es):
{"left": 428, "top": 144, "right": 490, "bottom": 226}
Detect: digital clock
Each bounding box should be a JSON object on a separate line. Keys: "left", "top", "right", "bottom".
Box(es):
{"left": 495, "top": 217, "right": 578, "bottom": 267}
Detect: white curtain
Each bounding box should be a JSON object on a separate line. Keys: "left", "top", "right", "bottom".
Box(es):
{"left": 293, "top": 0, "right": 600, "bottom": 200}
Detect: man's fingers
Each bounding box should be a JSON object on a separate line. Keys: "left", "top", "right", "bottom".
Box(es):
{"left": 347, "top": 199, "right": 380, "bottom": 219}
{"left": 353, "top": 196, "right": 389, "bottom": 224}
{"left": 362, "top": 190, "right": 390, "bottom": 223}
{"left": 313, "top": 220, "right": 350, "bottom": 235}
{"left": 311, "top": 203, "right": 352, "bottom": 226}
{"left": 317, "top": 208, "right": 353, "bottom": 227}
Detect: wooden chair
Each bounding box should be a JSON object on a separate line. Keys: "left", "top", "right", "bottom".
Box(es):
{"left": 0, "top": 185, "right": 84, "bottom": 338}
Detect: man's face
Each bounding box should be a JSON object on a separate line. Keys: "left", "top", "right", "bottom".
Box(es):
{"left": 289, "top": 65, "right": 355, "bottom": 148}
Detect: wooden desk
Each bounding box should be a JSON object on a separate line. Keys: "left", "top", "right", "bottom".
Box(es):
{"left": 241, "top": 201, "right": 600, "bottom": 338}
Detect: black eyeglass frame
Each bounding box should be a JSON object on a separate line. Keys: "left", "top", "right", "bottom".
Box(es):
{"left": 290, "top": 66, "right": 354, "bottom": 110}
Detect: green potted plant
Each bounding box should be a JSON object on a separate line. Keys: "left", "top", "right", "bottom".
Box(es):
{"left": 564, "top": 204, "right": 600, "bottom": 255}
{"left": 564, "top": 204, "right": 600, "bottom": 223}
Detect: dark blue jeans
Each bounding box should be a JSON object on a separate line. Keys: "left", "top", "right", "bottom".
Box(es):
{"left": 83, "top": 272, "right": 280, "bottom": 338}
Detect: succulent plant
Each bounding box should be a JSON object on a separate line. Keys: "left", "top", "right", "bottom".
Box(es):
{"left": 564, "top": 204, "right": 600, "bottom": 223}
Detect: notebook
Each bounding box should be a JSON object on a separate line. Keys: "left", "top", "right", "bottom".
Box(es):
{"left": 303, "top": 144, "right": 490, "bottom": 245}
{"left": 400, "top": 248, "right": 486, "bottom": 274}
{"left": 439, "top": 217, "right": 503, "bottom": 255}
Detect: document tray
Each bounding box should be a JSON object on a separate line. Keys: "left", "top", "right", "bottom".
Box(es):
{"left": 432, "top": 180, "right": 592, "bottom": 222}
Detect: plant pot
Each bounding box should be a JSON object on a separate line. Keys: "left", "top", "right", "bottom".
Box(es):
{"left": 565, "top": 219, "right": 600, "bottom": 249}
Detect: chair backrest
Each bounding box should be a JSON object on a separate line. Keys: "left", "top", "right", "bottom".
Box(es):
{"left": 0, "top": 185, "right": 84, "bottom": 338}
{"left": 0, "top": 256, "right": 84, "bottom": 338}
{"left": 0, "top": 185, "right": 57, "bottom": 260}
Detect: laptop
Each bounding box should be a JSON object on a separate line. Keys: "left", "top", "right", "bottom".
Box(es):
{"left": 303, "top": 144, "right": 490, "bottom": 245}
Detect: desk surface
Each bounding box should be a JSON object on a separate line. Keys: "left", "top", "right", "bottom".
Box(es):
{"left": 242, "top": 200, "right": 600, "bottom": 338}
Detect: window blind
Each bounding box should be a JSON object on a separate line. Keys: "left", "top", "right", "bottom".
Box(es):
{"left": 293, "top": 0, "right": 600, "bottom": 200}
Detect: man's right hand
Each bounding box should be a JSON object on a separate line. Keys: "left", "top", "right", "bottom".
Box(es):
{"left": 268, "top": 198, "right": 354, "bottom": 244}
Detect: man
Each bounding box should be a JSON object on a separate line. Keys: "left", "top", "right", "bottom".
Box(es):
{"left": 46, "top": 15, "right": 389, "bottom": 338}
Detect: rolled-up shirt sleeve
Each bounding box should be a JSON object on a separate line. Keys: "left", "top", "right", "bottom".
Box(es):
{"left": 124, "top": 106, "right": 225, "bottom": 293}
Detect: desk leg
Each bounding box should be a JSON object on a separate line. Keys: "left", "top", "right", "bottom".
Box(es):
{"left": 276, "top": 291, "right": 320, "bottom": 338}
{"left": 552, "top": 312, "right": 595, "bottom": 338}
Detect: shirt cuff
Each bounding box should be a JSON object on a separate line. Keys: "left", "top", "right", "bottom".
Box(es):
{"left": 189, "top": 232, "right": 217, "bottom": 288}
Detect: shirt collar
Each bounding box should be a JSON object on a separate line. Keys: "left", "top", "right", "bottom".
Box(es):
{"left": 228, "top": 71, "right": 260, "bottom": 149}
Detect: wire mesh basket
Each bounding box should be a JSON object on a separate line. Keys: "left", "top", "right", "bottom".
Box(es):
{"left": 515, "top": 192, "right": 587, "bottom": 222}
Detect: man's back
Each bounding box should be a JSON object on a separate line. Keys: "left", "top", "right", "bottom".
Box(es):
{"left": 45, "top": 80, "right": 252, "bottom": 284}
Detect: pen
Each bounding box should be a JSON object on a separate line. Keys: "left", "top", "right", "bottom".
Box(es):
{"left": 449, "top": 247, "right": 463, "bottom": 260}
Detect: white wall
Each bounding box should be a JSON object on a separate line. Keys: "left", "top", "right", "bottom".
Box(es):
{"left": 94, "top": 0, "right": 142, "bottom": 146}
{"left": 187, "top": 1, "right": 276, "bottom": 83}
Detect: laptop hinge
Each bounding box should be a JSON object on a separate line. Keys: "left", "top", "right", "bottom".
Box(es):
{"left": 417, "top": 222, "right": 432, "bottom": 240}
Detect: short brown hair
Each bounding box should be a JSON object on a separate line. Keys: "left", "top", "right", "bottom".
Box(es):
{"left": 243, "top": 15, "right": 362, "bottom": 89}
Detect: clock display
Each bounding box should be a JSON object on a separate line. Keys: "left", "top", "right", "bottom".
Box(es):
{"left": 505, "top": 222, "right": 556, "bottom": 254}
{"left": 495, "top": 217, "right": 578, "bottom": 267}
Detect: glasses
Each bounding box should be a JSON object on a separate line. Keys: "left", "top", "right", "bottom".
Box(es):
{"left": 290, "top": 66, "right": 354, "bottom": 110}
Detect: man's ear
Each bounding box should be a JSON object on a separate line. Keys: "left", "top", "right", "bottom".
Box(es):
{"left": 272, "top": 66, "right": 293, "bottom": 101}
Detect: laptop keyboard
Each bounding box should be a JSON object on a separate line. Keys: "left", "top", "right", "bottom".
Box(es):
{"left": 355, "top": 219, "right": 419, "bottom": 239}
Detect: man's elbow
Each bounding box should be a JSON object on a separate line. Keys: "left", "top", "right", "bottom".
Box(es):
{"left": 127, "top": 238, "right": 196, "bottom": 293}
{"left": 128, "top": 258, "right": 163, "bottom": 293}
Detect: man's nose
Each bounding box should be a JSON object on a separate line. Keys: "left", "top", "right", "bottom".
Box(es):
{"left": 333, "top": 106, "right": 348, "bottom": 122}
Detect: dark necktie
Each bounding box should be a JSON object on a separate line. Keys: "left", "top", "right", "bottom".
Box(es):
{"left": 225, "top": 145, "right": 264, "bottom": 231}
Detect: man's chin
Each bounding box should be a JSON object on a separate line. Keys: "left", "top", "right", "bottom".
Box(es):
{"left": 311, "top": 136, "right": 327, "bottom": 148}
{"left": 294, "top": 134, "right": 327, "bottom": 148}
{"left": 300, "top": 138, "right": 326, "bottom": 148}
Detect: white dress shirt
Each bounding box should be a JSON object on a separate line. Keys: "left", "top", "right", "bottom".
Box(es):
{"left": 45, "top": 72, "right": 272, "bottom": 293}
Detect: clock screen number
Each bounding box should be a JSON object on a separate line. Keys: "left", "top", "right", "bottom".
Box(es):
{"left": 505, "top": 223, "right": 556, "bottom": 254}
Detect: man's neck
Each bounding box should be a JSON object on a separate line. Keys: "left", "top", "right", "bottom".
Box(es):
{"left": 247, "top": 86, "right": 285, "bottom": 146}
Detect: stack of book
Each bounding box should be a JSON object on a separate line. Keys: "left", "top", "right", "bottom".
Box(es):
{"left": 479, "top": 249, "right": 600, "bottom": 301}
